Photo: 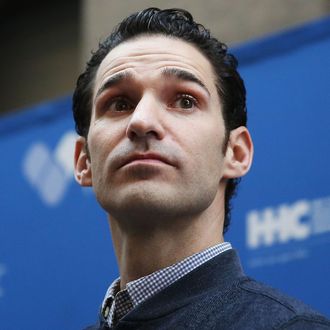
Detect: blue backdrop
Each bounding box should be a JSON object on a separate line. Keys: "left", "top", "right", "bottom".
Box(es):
{"left": 1, "top": 16, "right": 330, "bottom": 329}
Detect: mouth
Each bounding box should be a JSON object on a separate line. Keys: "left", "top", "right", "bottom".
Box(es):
{"left": 119, "top": 153, "right": 174, "bottom": 169}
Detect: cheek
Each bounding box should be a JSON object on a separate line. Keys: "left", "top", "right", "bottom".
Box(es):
{"left": 88, "top": 130, "right": 113, "bottom": 175}
{"left": 88, "top": 119, "right": 123, "bottom": 157}
{"left": 180, "top": 137, "right": 221, "bottom": 181}
{"left": 88, "top": 119, "right": 128, "bottom": 183}
{"left": 203, "top": 142, "right": 224, "bottom": 174}
{"left": 190, "top": 116, "right": 224, "bottom": 151}
{"left": 194, "top": 126, "right": 225, "bottom": 175}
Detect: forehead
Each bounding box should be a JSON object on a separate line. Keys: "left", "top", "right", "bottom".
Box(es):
{"left": 94, "top": 35, "right": 217, "bottom": 96}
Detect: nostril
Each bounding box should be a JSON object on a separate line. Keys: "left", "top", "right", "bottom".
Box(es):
{"left": 127, "top": 128, "right": 138, "bottom": 140}
{"left": 126, "top": 117, "right": 151, "bottom": 139}
{"left": 127, "top": 125, "right": 160, "bottom": 141}
{"left": 126, "top": 112, "right": 161, "bottom": 139}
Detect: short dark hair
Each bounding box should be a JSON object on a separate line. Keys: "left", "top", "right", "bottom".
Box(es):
{"left": 72, "top": 7, "right": 247, "bottom": 233}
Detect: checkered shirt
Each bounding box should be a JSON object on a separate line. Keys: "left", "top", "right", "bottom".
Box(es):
{"left": 101, "top": 242, "right": 232, "bottom": 328}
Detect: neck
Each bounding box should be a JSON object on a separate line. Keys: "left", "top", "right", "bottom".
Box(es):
{"left": 108, "top": 190, "right": 225, "bottom": 289}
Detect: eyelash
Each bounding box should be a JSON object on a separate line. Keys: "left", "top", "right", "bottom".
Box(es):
{"left": 100, "top": 93, "right": 199, "bottom": 114}
{"left": 172, "top": 94, "right": 198, "bottom": 110}
{"left": 103, "top": 97, "right": 135, "bottom": 112}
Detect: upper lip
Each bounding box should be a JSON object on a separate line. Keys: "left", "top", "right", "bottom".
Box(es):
{"left": 118, "top": 152, "right": 174, "bottom": 168}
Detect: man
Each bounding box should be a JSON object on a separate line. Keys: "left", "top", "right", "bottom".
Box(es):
{"left": 73, "top": 8, "right": 330, "bottom": 330}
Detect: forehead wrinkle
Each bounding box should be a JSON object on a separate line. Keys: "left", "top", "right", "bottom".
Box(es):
{"left": 97, "top": 59, "right": 215, "bottom": 96}
{"left": 101, "top": 51, "right": 211, "bottom": 78}
{"left": 95, "top": 36, "right": 218, "bottom": 97}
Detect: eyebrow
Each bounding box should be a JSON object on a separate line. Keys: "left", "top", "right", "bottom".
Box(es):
{"left": 161, "top": 67, "right": 210, "bottom": 96}
{"left": 95, "top": 71, "right": 134, "bottom": 101}
{"left": 94, "top": 67, "right": 210, "bottom": 102}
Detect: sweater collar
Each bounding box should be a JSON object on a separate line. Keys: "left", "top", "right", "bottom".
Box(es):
{"left": 117, "top": 249, "right": 245, "bottom": 323}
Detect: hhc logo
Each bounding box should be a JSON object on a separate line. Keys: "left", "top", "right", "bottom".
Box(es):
{"left": 246, "top": 196, "right": 330, "bottom": 249}
{"left": 23, "top": 131, "right": 77, "bottom": 206}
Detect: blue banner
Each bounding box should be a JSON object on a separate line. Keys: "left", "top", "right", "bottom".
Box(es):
{"left": 1, "top": 16, "right": 330, "bottom": 329}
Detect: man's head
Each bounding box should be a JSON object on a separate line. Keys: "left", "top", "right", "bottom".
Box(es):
{"left": 73, "top": 8, "right": 251, "bottom": 233}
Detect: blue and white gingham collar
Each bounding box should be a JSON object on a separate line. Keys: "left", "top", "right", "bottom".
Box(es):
{"left": 127, "top": 241, "right": 232, "bottom": 306}
{"left": 102, "top": 242, "right": 232, "bottom": 326}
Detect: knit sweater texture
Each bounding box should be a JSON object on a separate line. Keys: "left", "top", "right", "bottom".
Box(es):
{"left": 85, "top": 249, "right": 330, "bottom": 329}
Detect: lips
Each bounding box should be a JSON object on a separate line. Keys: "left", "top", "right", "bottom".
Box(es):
{"left": 118, "top": 152, "right": 175, "bottom": 169}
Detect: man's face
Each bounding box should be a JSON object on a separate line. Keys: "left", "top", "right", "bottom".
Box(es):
{"left": 83, "top": 35, "right": 230, "bottom": 226}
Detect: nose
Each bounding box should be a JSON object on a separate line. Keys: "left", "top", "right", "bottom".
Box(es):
{"left": 126, "top": 94, "right": 165, "bottom": 141}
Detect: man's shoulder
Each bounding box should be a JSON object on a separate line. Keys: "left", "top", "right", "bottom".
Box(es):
{"left": 82, "top": 276, "right": 330, "bottom": 330}
{"left": 237, "top": 277, "right": 318, "bottom": 314}
{"left": 207, "top": 276, "right": 330, "bottom": 329}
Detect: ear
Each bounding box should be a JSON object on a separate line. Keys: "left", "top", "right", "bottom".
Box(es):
{"left": 223, "top": 126, "right": 253, "bottom": 179}
{"left": 74, "top": 136, "right": 92, "bottom": 187}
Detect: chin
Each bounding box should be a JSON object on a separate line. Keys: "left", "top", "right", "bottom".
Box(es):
{"left": 100, "top": 191, "right": 172, "bottom": 225}
{"left": 111, "top": 190, "right": 171, "bottom": 216}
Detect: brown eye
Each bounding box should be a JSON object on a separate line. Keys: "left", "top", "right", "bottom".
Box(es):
{"left": 104, "top": 97, "right": 134, "bottom": 113}
{"left": 173, "top": 94, "right": 197, "bottom": 110}
{"left": 180, "top": 98, "right": 194, "bottom": 108}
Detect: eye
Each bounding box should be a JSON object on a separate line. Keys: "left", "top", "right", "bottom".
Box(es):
{"left": 106, "top": 97, "right": 135, "bottom": 112}
{"left": 173, "top": 94, "right": 198, "bottom": 110}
